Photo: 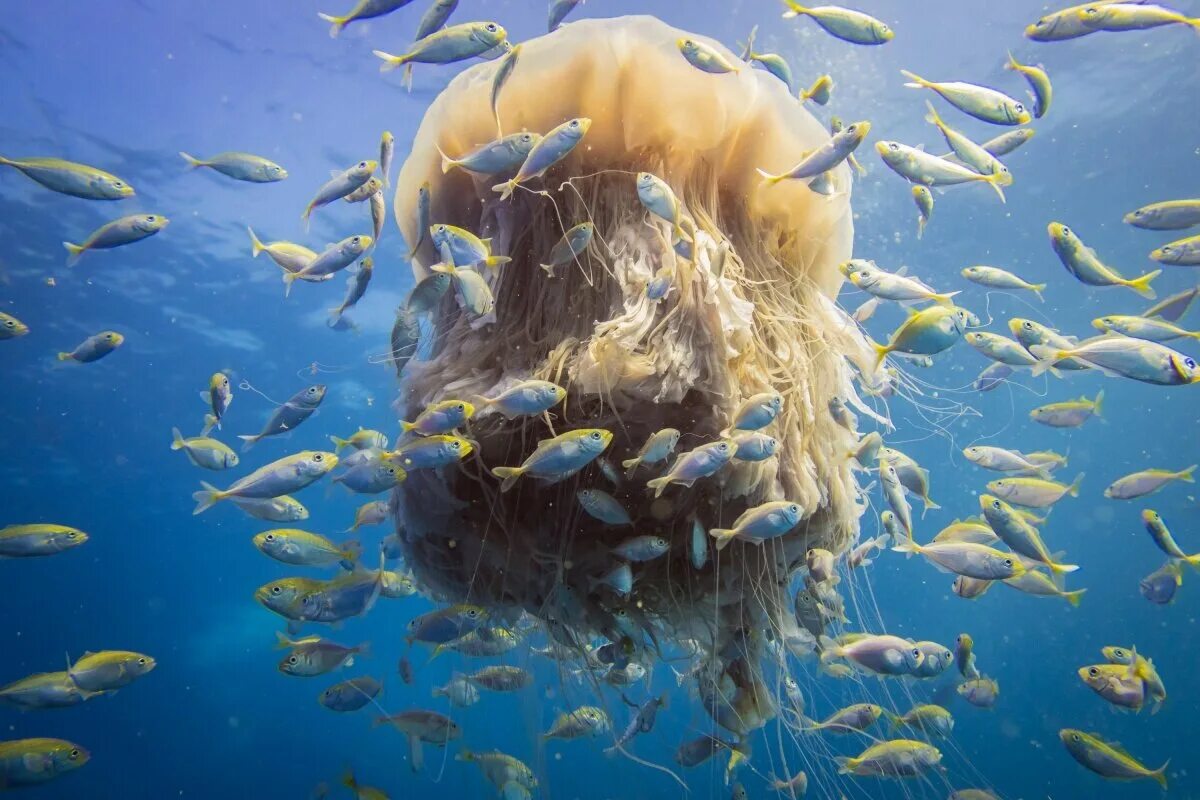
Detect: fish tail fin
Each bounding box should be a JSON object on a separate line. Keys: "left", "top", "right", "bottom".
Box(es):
{"left": 1128, "top": 270, "right": 1161, "bottom": 300}
{"left": 870, "top": 340, "right": 890, "bottom": 371}
{"left": 428, "top": 261, "right": 454, "bottom": 276}
{"left": 282, "top": 270, "right": 298, "bottom": 298}
{"left": 399, "top": 420, "right": 416, "bottom": 434}
{"left": 1091, "top": 390, "right": 1104, "bottom": 418}
{"left": 63, "top": 241, "right": 85, "bottom": 267}
{"left": 1187, "top": 15, "right": 1200, "bottom": 32}
{"left": 1067, "top": 472, "right": 1085, "bottom": 497}
{"left": 1152, "top": 761, "right": 1170, "bottom": 789}
{"left": 922, "top": 496, "right": 941, "bottom": 514}
{"left": 318, "top": 13, "right": 347, "bottom": 38}
{"left": 56, "top": 351, "right": 73, "bottom": 362}
{"left": 1048, "top": 559, "right": 1080, "bottom": 575}
{"left": 891, "top": 523, "right": 920, "bottom": 558}
{"left": 708, "top": 528, "right": 736, "bottom": 552}
{"left": 402, "top": 63, "right": 415, "bottom": 90}
{"left": 191, "top": 481, "right": 223, "bottom": 515}
{"left": 491, "top": 466, "right": 525, "bottom": 492}
{"left": 645, "top": 476, "right": 670, "bottom": 498}
{"left": 339, "top": 540, "right": 362, "bottom": 571}
{"left": 435, "top": 144, "right": 456, "bottom": 175}
{"left": 1004, "top": 50, "right": 1020, "bottom": 71}
{"left": 1032, "top": 284, "right": 1046, "bottom": 302}
{"left": 179, "top": 151, "right": 203, "bottom": 169}
{"left": 0, "top": 155, "right": 12, "bottom": 167}
{"left": 201, "top": 413, "right": 218, "bottom": 437}
{"left": 1029, "top": 346, "right": 1068, "bottom": 377}
{"left": 621, "top": 457, "right": 641, "bottom": 478}
{"left": 922, "top": 99, "right": 944, "bottom": 130}
{"left": 372, "top": 49, "right": 406, "bottom": 72}
{"left": 491, "top": 179, "right": 517, "bottom": 200}
{"left": 1064, "top": 588, "right": 1086, "bottom": 608}
{"left": 246, "top": 226, "right": 265, "bottom": 257}
{"left": 916, "top": 217, "right": 926, "bottom": 239}
{"left": 833, "top": 756, "right": 854, "bottom": 775}
{"left": 484, "top": 255, "right": 511, "bottom": 270}
{"left": 981, "top": 172, "right": 1007, "bottom": 203}
{"left": 934, "top": 290, "right": 961, "bottom": 306}
{"left": 755, "top": 168, "right": 784, "bottom": 185}
{"left": 781, "top": 1, "right": 809, "bottom": 20}
{"left": 237, "top": 434, "right": 259, "bottom": 453}
{"left": 539, "top": 263, "right": 557, "bottom": 277}
{"left": 273, "top": 631, "right": 294, "bottom": 650}
{"left": 340, "top": 768, "right": 357, "bottom": 790}
{"left": 329, "top": 435, "right": 348, "bottom": 453}
{"left": 170, "top": 427, "right": 185, "bottom": 451}
{"left": 1177, "top": 464, "right": 1197, "bottom": 483}
{"left": 900, "top": 68, "right": 928, "bottom": 89}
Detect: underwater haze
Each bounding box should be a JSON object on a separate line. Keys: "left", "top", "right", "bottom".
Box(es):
{"left": 2, "top": 0, "right": 1199, "bottom": 798}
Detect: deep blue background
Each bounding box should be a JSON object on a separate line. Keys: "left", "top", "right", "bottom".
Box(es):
{"left": 1, "top": 1, "right": 1198, "bottom": 798}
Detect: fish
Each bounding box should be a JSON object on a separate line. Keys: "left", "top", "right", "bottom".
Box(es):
{"left": 901, "top": 69, "right": 1031, "bottom": 125}
{"left": 674, "top": 735, "right": 741, "bottom": 768}
{"left": 1009, "top": 318, "right": 1091, "bottom": 370}
{"left": 407, "top": 182, "right": 432, "bottom": 259}
{"left": 880, "top": 460, "right": 914, "bottom": 537}
{"left": 690, "top": 518, "right": 709, "bottom": 570}
{"left": 954, "top": 575, "right": 994, "bottom": 599}
{"left": 1140, "top": 560, "right": 1182, "bottom": 605}
{"left": 333, "top": 461, "right": 406, "bottom": 494}
{"left": 1125, "top": 199, "right": 1200, "bottom": 231}
{"left": 284, "top": 235, "right": 372, "bottom": 295}
{"left": 430, "top": 260, "right": 495, "bottom": 316}
{"left": 1004, "top": 52, "right": 1052, "bottom": 118}
{"left": 881, "top": 447, "right": 939, "bottom": 512}
{"left": 963, "top": 446, "right": 1051, "bottom": 477}
{"left": 63, "top": 213, "right": 168, "bottom": 266}
{"left": 277, "top": 635, "right": 367, "bottom": 677}
{"left": 924, "top": 102, "right": 1013, "bottom": 184}
{"left": 1105, "top": 465, "right": 1195, "bottom": 499}
{"left": 590, "top": 562, "right": 633, "bottom": 594}
{"left": 0, "top": 155, "right": 133, "bottom": 199}
{"left": 318, "top": 0, "right": 416, "bottom": 37}
{"left": 911, "top": 641, "right": 955, "bottom": 678}
{"left": 431, "top": 628, "right": 519, "bottom": 658}
{"left": 981, "top": 495, "right": 1078, "bottom": 574}
{"left": 955, "top": 633, "right": 980, "bottom": 679}
{"left": 958, "top": 677, "right": 999, "bottom": 708}
{"left": 613, "top": 534, "right": 670, "bottom": 562}
{"left": 849, "top": 262, "right": 958, "bottom": 305}
{"left": 636, "top": 172, "right": 691, "bottom": 241}
{"left": 818, "top": 634, "right": 923, "bottom": 676}
{"left": 407, "top": 272, "right": 450, "bottom": 316}
{"left": 894, "top": 532, "right": 1026, "bottom": 581}
{"left": 876, "top": 140, "right": 1008, "bottom": 201}
{"left": 540, "top": 222, "right": 593, "bottom": 277}
{"left": 1142, "top": 510, "right": 1200, "bottom": 565}
{"left": 0, "top": 671, "right": 103, "bottom": 710}
{"left": 781, "top": 3, "right": 894, "bottom": 45}
{"left": 1048, "top": 222, "right": 1160, "bottom": 298}
{"left": 201, "top": 372, "right": 233, "bottom": 434}
{"left": 709, "top": 501, "right": 803, "bottom": 551}
{"left": 375, "top": 21, "right": 508, "bottom": 89}
{"left": 758, "top": 121, "right": 870, "bottom": 186}
{"left": 0, "top": 738, "right": 90, "bottom": 788}
{"left": 677, "top": 37, "right": 740, "bottom": 74}
{"left": 1102, "top": 646, "right": 1166, "bottom": 709}
{"left": 301, "top": 160, "right": 377, "bottom": 227}
{"left": 799, "top": 74, "right": 834, "bottom": 104}
{"left": 400, "top": 399, "right": 474, "bottom": 435}
{"left": 1029, "top": 391, "right": 1103, "bottom": 427}
{"left": 474, "top": 380, "right": 566, "bottom": 417}
{"left": 68, "top": 651, "right": 156, "bottom": 692}
{"left": 722, "top": 392, "right": 784, "bottom": 435}
{"left": 57, "top": 330, "right": 125, "bottom": 364}
{"left": 379, "top": 131, "right": 393, "bottom": 188}
{"left": 230, "top": 495, "right": 309, "bottom": 522}
{"left": 807, "top": 547, "right": 835, "bottom": 581}
{"left": 1003, "top": 569, "right": 1087, "bottom": 606}
{"left": 912, "top": 185, "right": 933, "bottom": 238}
{"left": 1077, "top": 2, "right": 1200, "bottom": 33}
{"left": 191, "top": 450, "right": 337, "bottom": 514}
{"left": 889, "top": 704, "right": 954, "bottom": 737}
{"left": 802, "top": 703, "right": 886, "bottom": 733}
{"left": 1093, "top": 314, "right": 1200, "bottom": 342}
{"left": 577, "top": 489, "right": 632, "bottom": 525}
{"left": 455, "top": 749, "right": 537, "bottom": 796}
{"left": 646, "top": 439, "right": 737, "bottom": 497}
{"left": 543, "top": 706, "right": 611, "bottom": 739}
{"left": 1151, "top": 234, "right": 1200, "bottom": 266}
{"left": 731, "top": 431, "right": 779, "bottom": 463}
{"left": 935, "top": 518, "right": 998, "bottom": 545}
{"left": 848, "top": 431, "right": 883, "bottom": 467}
{"left": 1059, "top": 729, "right": 1167, "bottom": 787}
{"left": 0, "top": 311, "right": 29, "bottom": 339}
{"left": 320, "top": 676, "right": 382, "bottom": 712}
{"left": 490, "top": 43, "right": 520, "bottom": 134}
{"left": 987, "top": 474, "right": 1083, "bottom": 508}
{"left": 606, "top": 694, "right": 666, "bottom": 752}
{"left": 835, "top": 740, "right": 943, "bottom": 777}
{"left": 432, "top": 675, "right": 479, "bottom": 707}
{"left": 871, "top": 305, "right": 978, "bottom": 368}
{"left": 880, "top": 510, "right": 904, "bottom": 544}
{"left": 406, "top": 605, "right": 488, "bottom": 645}
{"left": 330, "top": 429, "right": 389, "bottom": 452}
{"left": 247, "top": 227, "right": 318, "bottom": 277}
{"left": 438, "top": 132, "right": 542, "bottom": 176}
{"left": 940, "top": 128, "right": 1036, "bottom": 161}
{"left": 493, "top": 117, "right": 591, "bottom": 200}
{"left": 253, "top": 529, "right": 359, "bottom": 569}
{"left": 1078, "top": 661, "right": 1146, "bottom": 711}
{"left": 344, "top": 177, "right": 382, "bottom": 203}
{"left": 465, "top": 665, "right": 532, "bottom": 692}
{"left": 179, "top": 151, "right": 286, "bottom": 182}
{"left": 170, "top": 428, "right": 238, "bottom": 470}
{"left": 1025, "top": 1, "right": 1126, "bottom": 40}
{"left": 380, "top": 571, "right": 416, "bottom": 599}
{"left": 961, "top": 265, "right": 1045, "bottom": 300}
{"left": 739, "top": 27, "right": 795, "bottom": 91}
{"left": 548, "top": 0, "right": 584, "bottom": 31}
{"left": 238, "top": 385, "right": 326, "bottom": 450}
{"left": 373, "top": 709, "right": 462, "bottom": 772}
{"left": 1030, "top": 336, "right": 1199, "bottom": 385}
{"left": 387, "top": 435, "right": 472, "bottom": 470}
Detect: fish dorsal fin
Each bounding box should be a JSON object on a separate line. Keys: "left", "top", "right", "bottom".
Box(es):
{"left": 905, "top": 306, "right": 921, "bottom": 318}
{"left": 82, "top": 651, "right": 96, "bottom": 658}
{"left": 895, "top": 265, "right": 909, "bottom": 277}
{"left": 913, "top": 143, "right": 926, "bottom": 152}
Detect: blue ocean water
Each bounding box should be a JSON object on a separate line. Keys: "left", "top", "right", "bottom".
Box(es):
{"left": 1, "top": 0, "right": 1198, "bottom": 798}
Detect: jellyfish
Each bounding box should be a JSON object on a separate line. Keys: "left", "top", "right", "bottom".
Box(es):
{"left": 389, "top": 15, "right": 874, "bottom": 736}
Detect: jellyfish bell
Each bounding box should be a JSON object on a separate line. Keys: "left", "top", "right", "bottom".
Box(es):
{"left": 390, "top": 14, "right": 874, "bottom": 718}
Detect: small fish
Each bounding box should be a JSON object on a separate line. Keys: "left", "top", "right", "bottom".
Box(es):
{"left": 407, "top": 272, "right": 450, "bottom": 316}
{"left": 901, "top": 69, "right": 1030, "bottom": 125}
{"left": 68, "top": 650, "right": 156, "bottom": 692}
{"left": 961, "top": 265, "right": 1045, "bottom": 300}
{"left": 490, "top": 42, "right": 520, "bottom": 134}
{"left": 238, "top": 385, "right": 326, "bottom": 450}
{"left": 455, "top": 749, "right": 536, "bottom": 795}
{"left": 1140, "top": 560, "right": 1182, "bottom": 605}
{"left": 387, "top": 435, "right": 472, "bottom": 470}
{"left": 590, "top": 562, "right": 634, "bottom": 595}
{"left": 674, "top": 735, "right": 741, "bottom": 768}
{"left": 380, "top": 571, "right": 416, "bottom": 599}
{"left": 782, "top": 3, "right": 894, "bottom": 45}
{"left": 881, "top": 510, "right": 903, "bottom": 544}
{"left": 958, "top": 677, "right": 999, "bottom": 708}
{"left": 438, "top": 132, "right": 542, "bottom": 177}
{"left": 758, "top": 121, "right": 870, "bottom": 186}
{"left": 328, "top": 259, "right": 374, "bottom": 326}
{"left": 722, "top": 392, "right": 784, "bottom": 435}
{"left": 465, "top": 665, "right": 532, "bottom": 692}
{"left": 1059, "top": 728, "right": 1167, "bottom": 787}
{"left": 1151, "top": 234, "right": 1200, "bottom": 266}
{"left": 1031, "top": 393, "right": 1102, "bottom": 432}
{"left": 802, "top": 703, "right": 886, "bottom": 733}
{"left": 955, "top": 633, "right": 979, "bottom": 679}
{"left": 578, "top": 489, "right": 632, "bottom": 525}
{"left": 379, "top": 130, "right": 395, "bottom": 187}
{"left": 1030, "top": 337, "right": 1198, "bottom": 385}
{"left": 646, "top": 439, "right": 737, "bottom": 498}
{"left": 230, "top": 495, "right": 309, "bottom": 521}
{"left": 344, "top": 177, "right": 382, "bottom": 203}
{"left": 1105, "top": 465, "right": 1195, "bottom": 499}
{"left": 430, "top": 260, "right": 495, "bottom": 316}
{"left": 407, "top": 182, "right": 432, "bottom": 259}
{"left": 0, "top": 523, "right": 88, "bottom": 559}
{"left": 1004, "top": 52, "right": 1051, "bottom": 118}
{"left": 1125, "top": 199, "right": 1200, "bottom": 231}
{"left": 540, "top": 222, "right": 593, "bottom": 276}
{"left": 375, "top": 21, "right": 507, "bottom": 90}
{"left": 849, "top": 261, "right": 958, "bottom": 305}
{"left": 636, "top": 172, "right": 691, "bottom": 241}
{"left": 1003, "top": 572, "right": 1082, "bottom": 608}
{"left": 63, "top": 213, "right": 168, "bottom": 266}
{"left": 341, "top": 769, "right": 389, "bottom": 800}
{"left": 431, "top": 224, "right": 511, "bottom": 270}
{"left": 320, "top": 676, "right": 382, "bottom": 712}
{"left": 191, "top": 450, "right": 337, "bottom": 514}
{"left": 965, "top": 332, "right": 1043, "bottom": 368}
{"left": 614, "top": 534, "right": 670, "bottom": 562}
{"left": 980, "top": 494, "right": 1078, "bottom": 574}
{"left": 333, "top": 461, "right": 406, "bottom": 494}
{"left": 890, "top": 704, "right": 954, "bottom": 737}
{"left": 799, "top": 73, "right": 834, "bottom": 104}
{"left": 709, "top": 501, "right": 803, "bottom": 551}
{"left": 819, "top": 634, "right": 923, "bottom": 676}
{"left": 492, "top": 428, "right": 612, "bottom": 491}
{"left": 1102, "top": 646, "right": 1165, "bottom": 709}
{"left": 0, "top": 738, "right": 90, "bottom": 788}
{"left": 548, "top": 0, "right": 584, "bottom": 31}
{"left": 987, "top": 474, "right": 1083, "bottom": 508}
{"left": 347, "top": 501, "right": 390, "bottom": 532}
{"left": 911, "top": 641, "right": 954, "bottom": 678}
{"left": 678, "top": 36, "right": 740, "bottom": 74}
{"left": 1078, "top": 2, "right": 1200, "bottom": 33}
{"left": 543, "top": 706, "right": 611, "bottom": 740}
{"left": 301, "top": 160, "right": 377, "bottom": 227}
{"left": 872, "top": 305, "right": 977, "bottom": 368}
{"left": 0, "top": 155, "right": 133, "bottom": 199}
{"left": 1025, "top": 2, "right": 1113, "bottom": 40}
{"left": 876, "top": 140, "right": 1007, "bottom": 201}
{"left": 836, "top": 740, "right": 942, "bottom": 778}
{"left": 201, "top": 372, "right": 234, "bottom": 434}
{"left": 0, "top": 311, "right": 29, "bottom": 339}
{"left": 1048, "top": 222, "right": 1159, "bottom": 298}
{"left": 1093, "top": 314, "right": 1199, "bottom": 342}
{"left": 0, "top": 672, "right": 103, "bottom": 710}
{"left": 253, "top": 529, "right": 359, "bottom": 569}
{"left": 953, "top": 575, "right": 994, "bottom": 599}
{"left": 894, "top": 534, "right": 1026, "bottom": 581}
{"left": 431, "top": 628, "right": 518, "bottom": 658}
{"left": 180, "top": 151, "right": 286, "bottom": 182}
{"left": 57, "top": 330, "right": 124, "bottom": 363}
{"left": 493, "top": 117, "right": 591, "bottom": 200}
{"left": 964, "top": 446, "right": 1050, "bottom": 477}
{"left": 170, "top": 428, "right": 238, "bottom": 470}
{"left": 284, "top": 236, "right": 372, "bottom": 294}
{"left": 330, "top": 429, "right": 389, "bottom": 453}
{"left": 848, "top": 431, "right": 883, "bottom": 467}
{"left": 739, "top": 27, "right": 795, "bottom": 91}
{"left": 247, "top": 227, "right": 317, "bottom": 277}
{"left": 318, "top": 0, "right": 416, "bottom": 37}
{"left": 373, "top": 709, "right": 462, "bottom": 772}
{"left": 432, "top": 674, "right": 479, "bottom": 707}
{"left": 880, "top": 460, "right": 914, "bottom": 537}
{"left": 912, "top": 185, "right": 933, "bottom": 238}
{"left": 1009, "top": 318, "right": 1090, "bottom": 370}
{"left": 400, "top": 399, "right": 474, "bottom": 435}
{"left": 690, "top": 518, "right": 709, "bottom": 569}
{"left": 474, "top": 380, "right": 566, "bottom": 417}
{"left": 1142, "top": 510, "right": 1200, "bottom": 565}
{"left": 731, "top": 431, "right": 779, "bottom": 462}
{"left": 923, "top": 102, "right": 1012, "bottom": 185}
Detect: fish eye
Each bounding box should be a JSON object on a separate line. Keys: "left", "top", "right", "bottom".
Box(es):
{"left": 271, "top": 586, "right": 282, "bottom": 595}
{"left": 69, "top": 749, "right": 80, "bottom": 760}
{"left": 718, "top": 443, "right": 728, "bottom": 451}
{"left": 1072, "top": 733, "right": 1081, "bottom": 741}
{"left": 265, "top": 533, "right": 275, "bottom": 542}
{"left": 1023, "top": 321, "right": 1033, "bottom": 330}
{"left": 1186, "top": 358, "right": 1197, "bottom": 369}
{"left": 911, "top": 648, "right": 921, "bottom": 657}
{"left": 352, "top": 236, "right": 362, "bottom": 245}
{"left": 358, "top": 161, "right": 367, "bottom": 168}
{"left": 1133, "top": 210, "right": 1143, "bottom": 217}
{"left": 1003, "top": 558, "right": 1013, "bottom": 567}
{"left": 1061, "top": 226, "right": 1071, "bottom": 236}
{"left": 313, "top": 454, "right": 324, "bottom": 462}
{"left": 66, "top": 531, "right": 77, "bottom": 538}
{"left": 1088, "top": 667, "right": 1099, "bottom": 676}
{"left": 456, "top": 403, "right": 465, "bottom": 411}
{"left": 146, "top": 215, "right": 156, "bottom": 222}
{"left": 683, "top": 39, "right": 693, "bottom": 47}
{"left": 846, "top": 124, "right": 857, "bottom": 134}
{"left": 114, "top": 181, "right": 124, "bottom": 188}
{"left": 3, "top": 320, "right": 12, "bottom": 328}
{"left": 137, "top": 657, "right": 147, "bottom": 665}
{"left": 486, "top": 23, "right": 497, "bottom": 31}
{"left": 1014, "top": 103, "right": 1026, "bottom": 113}
{"left": 590, "top": 432, "right": 601, "bottom": 440}
{"left": 991, "top": 500, "right": 1001, "bottom": 509}
{"left": 570, "top": 120, "right": 580, "bottom": 128}
{"left": 888, "top": 142, "right": 899, "bottom": 151}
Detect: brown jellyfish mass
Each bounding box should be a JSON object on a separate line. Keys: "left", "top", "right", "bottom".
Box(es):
{"left": 390, "top": 15, "right": 873, "bottom": 730}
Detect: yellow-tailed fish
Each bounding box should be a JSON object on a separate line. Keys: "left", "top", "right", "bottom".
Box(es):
{"left": 63, "top": 214, "right": 168, "bottom": 266}
{"left": 0, "top": 155, "right": 133, "bottom": 199}
{"left": 1048, "top": 222, "right": 1159, "bottom": 298}
{"left": 782, "top": 3, "right": 894, "bottom": 45}
{"left": 179, "top": 151, "right": 286, "bottom": 182}
{"left": 1059, "top": 729, "right": 1167, "bottom": 787}
{"left": 901, "top": 69, "right": 1030, "bottom": 125}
